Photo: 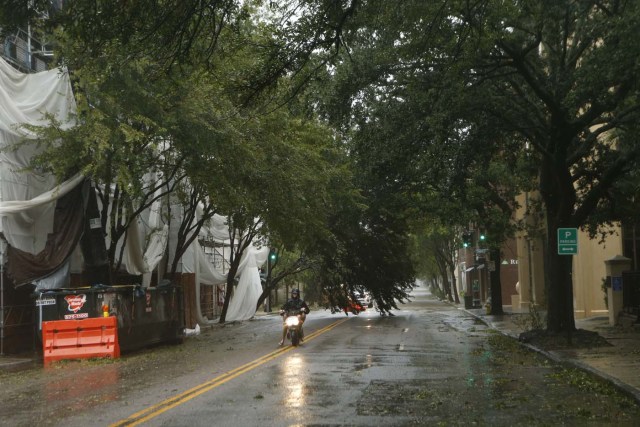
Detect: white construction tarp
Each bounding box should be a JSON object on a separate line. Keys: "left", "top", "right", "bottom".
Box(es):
{"left": 180, "top": 214, "right": 269, "bottom": 323}
{"left": 224, "top": 245, "right": 269, "bottom": 322}
{"left": 0, "top": 56, "right": 267, "bottom": 322}
{"left": 118, "top": 178, "right": 170, "bottom": 287}
{"left": 0, "top": 56, "right": 77, "bottom": 253}
{"left": 119, "top": 196, "right": 268, "bottom": 323}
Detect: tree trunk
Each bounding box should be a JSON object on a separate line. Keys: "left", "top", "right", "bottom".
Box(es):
{"left": 540, "top": 152, "right": 577, "bottom": 333}
{"left": 545, "top": 218, "right": 575, "bottom": 333}
{"left": 80, "top": 183, "right": 112, "bottom": 286}
{"left": 442, "top": 277, "right": 452, "bottom": 301}
{"left": 449, "top": 264, "right": 460, "bottom": 304}
{"left": 256, "top": 289, "right": 268, "bottom": 311}
{"left": 256, "top": 275, "right": 275, "bottom": 311}
{"left": 489, "top": 247, "right": 504, "bottom": 315}
{"left": 218, "top": 231, "right": 256, "bottom": 323}
{"left": 219, "top": 262, "right": 239, "bottom": 323}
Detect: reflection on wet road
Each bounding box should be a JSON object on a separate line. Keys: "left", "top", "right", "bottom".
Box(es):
{"left": 44, "top": 363, "right": 120, "bottom": 410}
{"left": 282, "top": 354, "right": 305, "bottom": 409}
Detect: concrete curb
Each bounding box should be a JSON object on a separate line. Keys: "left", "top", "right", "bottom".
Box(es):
{"left": 462, "top": 307, "right": 640, "bottom": 406}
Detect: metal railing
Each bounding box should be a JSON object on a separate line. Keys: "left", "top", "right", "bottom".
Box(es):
{"left": 1, "top": 27, "right": 53, "bottom": 73}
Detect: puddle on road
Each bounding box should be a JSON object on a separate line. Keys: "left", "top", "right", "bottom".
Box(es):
{"left": 353, "top": 354, "right": 375, "bottom": 372}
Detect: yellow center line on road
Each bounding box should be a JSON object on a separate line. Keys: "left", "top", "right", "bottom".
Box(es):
{"left": 110, "top": 317, "right": 349, "bottom": 427}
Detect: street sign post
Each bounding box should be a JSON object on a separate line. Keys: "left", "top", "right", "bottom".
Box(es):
{"left": 557, "top": 228, "right": 578, "bottom": 255}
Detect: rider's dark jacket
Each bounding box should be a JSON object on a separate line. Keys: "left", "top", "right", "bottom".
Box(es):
{"left": 281, "top": 298, "right": 310, "bottom": 314}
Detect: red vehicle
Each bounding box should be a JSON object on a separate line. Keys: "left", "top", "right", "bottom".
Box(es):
{"left": 344, "top": 299, "right": 365, "bottom": 315}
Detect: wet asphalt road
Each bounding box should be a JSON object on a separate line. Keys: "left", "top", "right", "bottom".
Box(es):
{"left": 1, "top": 284, "right": 639, "bottom": 426}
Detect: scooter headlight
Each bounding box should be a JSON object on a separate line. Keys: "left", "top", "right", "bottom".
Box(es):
{"left": 285, "top": 316, "right": 300, "bottom": 327}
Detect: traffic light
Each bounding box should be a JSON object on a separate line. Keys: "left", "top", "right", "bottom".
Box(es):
{"left": 269, "top": 250, "right": 277, "bottom": 262}
{"left": 462, "top": 232, "right": 473, "bottom": 248}
{"left": 479, "top": 232, "right": 486, "bottom": 242}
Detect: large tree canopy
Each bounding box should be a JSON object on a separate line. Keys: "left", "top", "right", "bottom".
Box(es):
{"left": 308, "top": 0, "right": 640, "bottom": 331}
{"left": 10, "top": 0, "right": 430, "bottom": 321}
{"left": 4, "top": 0, "right": 640, "bottom": 327}
{"left": 453, "top": 0, "right": 640, "bottom": 332}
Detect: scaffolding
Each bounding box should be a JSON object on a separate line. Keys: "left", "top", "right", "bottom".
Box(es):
{"left": 1, "top": 27, "right": 53, "bottom": 73}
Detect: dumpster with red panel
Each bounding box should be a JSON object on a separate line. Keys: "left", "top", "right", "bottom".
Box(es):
{"left": 41, "top": 316, "right": 120, "bottom": 365}
{"left": 35, "top": 283, "right": 184, "bottom": 364}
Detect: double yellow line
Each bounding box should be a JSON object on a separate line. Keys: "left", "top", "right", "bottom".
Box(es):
{"left": 111, "top": 317, "right": 348, "bottom": 426}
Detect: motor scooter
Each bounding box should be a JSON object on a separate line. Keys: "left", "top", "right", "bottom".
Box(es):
{"left": 280, "top": 308, "right": 307, "bottom": 346}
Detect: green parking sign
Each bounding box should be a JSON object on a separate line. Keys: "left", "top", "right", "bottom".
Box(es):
{"left": 557, "top": 228, "right": 578, "bottom": 255}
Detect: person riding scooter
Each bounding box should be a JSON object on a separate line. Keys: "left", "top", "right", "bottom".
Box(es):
{"left": 279, "top": 288, "right": 310, "bottom": 346}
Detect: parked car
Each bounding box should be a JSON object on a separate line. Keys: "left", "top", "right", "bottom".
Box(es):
{"left": 356, "top": 292, "right": 373, "bottom": 308}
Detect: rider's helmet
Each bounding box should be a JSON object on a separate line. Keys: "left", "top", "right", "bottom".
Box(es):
{"left": 291, "top": 288, "right": 300, "bottom": 299}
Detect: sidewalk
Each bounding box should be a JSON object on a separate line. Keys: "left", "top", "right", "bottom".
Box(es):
{"left": 463, "top": 306, "right": 640, "bottom": 404}
{"left": 0, "top": 354, "right": 38, "bottom": 371}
